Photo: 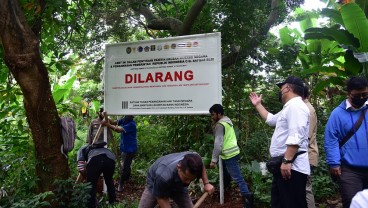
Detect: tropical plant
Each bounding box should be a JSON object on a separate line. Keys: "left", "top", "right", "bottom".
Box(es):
{"left": 303, "top": 1, "right": 368, "bottom": 91}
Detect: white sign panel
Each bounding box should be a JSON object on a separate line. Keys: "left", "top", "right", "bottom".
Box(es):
{"left": 104, "top": 32, "right": 222, "bottom": 115}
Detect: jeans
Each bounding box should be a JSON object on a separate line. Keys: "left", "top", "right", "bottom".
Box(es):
{"left": 222, "top": 154, "right": 250, "bottom": 195}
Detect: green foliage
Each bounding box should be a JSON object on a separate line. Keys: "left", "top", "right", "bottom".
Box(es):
{"left": 52, "top": 179, "right": 91, "bottom": 208}
{"left": 243, "top": 130, "right": 272, "bottom": 162}
{"left": 0, "top": 179, "right": 91, "bottom": 208}
{"left": 341, "top": 3, "right": 368, "bottom": 51}
{"left": 5, "top": 191, "right": 53, "bottom": 208}
{"left": 104, "top": 200, "right": 139, "bottom": 208}
{"left": 242, "top": 161, "right": 272, "bottom": 207}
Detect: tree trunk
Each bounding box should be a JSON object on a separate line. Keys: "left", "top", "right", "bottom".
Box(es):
{"left": 0, "top": 0, "right": 70, "bottom": 193}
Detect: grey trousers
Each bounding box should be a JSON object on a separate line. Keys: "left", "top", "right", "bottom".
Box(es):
{"left": 138, "top": 187, "right": 193, "bottom": 208}
{"left": 306, "top": 172, "right": 315, "bottom": 208}
{"left": 339, "top": 164, "right": 368, "bottom": 208}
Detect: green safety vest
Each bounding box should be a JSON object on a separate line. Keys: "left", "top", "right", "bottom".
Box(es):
{"left": 219, "top": 121, "right": 240, "bottom": 159}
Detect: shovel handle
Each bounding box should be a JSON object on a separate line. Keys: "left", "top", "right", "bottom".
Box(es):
{"left": 193, "top": 192, "right": 209, "bottom": 208}
{"left": 91, "top": 112, "right": 108, "bottom": 144}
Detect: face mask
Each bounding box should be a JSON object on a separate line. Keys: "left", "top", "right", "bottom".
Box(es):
{"left": 278, "top": 91, "right": 283, "bottom": 102}
{"left": 278, "top": 87, "right": 288, "bottom": 103}
{"left": 351, "top": 97, "right": 367, "bottom": 108}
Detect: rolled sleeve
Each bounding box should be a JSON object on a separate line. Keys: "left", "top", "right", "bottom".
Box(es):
{"left": 266, "top": 112, "right": 278, "bottom": 126}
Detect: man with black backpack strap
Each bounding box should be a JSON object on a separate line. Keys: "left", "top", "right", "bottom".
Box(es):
{"left": 77, "top": 142, "right": 116, "bottom": 208}
{"left": 325, "top": 76, "right": 368, "bottom": 208}
{"left": 249, "top": 76, "right": 310, "bottom": 208}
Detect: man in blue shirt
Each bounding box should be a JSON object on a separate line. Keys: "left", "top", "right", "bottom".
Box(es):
{"left": 104, "top": 115, "right": 137, "bottom": 192}
{"left": 325, "top": 76, "right": 368, "bottom": 208}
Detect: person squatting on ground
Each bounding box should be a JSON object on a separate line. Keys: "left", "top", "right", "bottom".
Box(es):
{"left": 77, "top": 143, "right": 116, "bottom": 208}
{"left": 138, "top": 151, "right": 215, "bottom": 208}
{"left": 86, "top": 107, "right": 114, "bottom": 145}
{"left": 103, "top": 115, "right": 137, "bottom": 192}
{"left": 303, "top": 85, "right": 319, "bottom": 208}
{"left": 249, "top": 76, "right": 310, "bottom": 208}
{"left": 324, "top": 76, "right": 368, "bottom": 208}
{"left": 208, "top": 104, "right": 253, "bottom": 208}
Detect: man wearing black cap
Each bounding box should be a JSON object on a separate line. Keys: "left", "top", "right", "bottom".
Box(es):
{"left": 249, "top": 76, "right": 310, "bottom": 208}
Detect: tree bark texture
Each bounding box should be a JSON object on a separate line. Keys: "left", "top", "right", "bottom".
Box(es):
{"left": 0, "top": 0, "right": 70, "bottom": 193}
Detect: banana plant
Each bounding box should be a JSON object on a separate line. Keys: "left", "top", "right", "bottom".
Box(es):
{"left": 304, "top": 1, "right": 368, "bottom": 87}
{"left": 278, "top": 8, "right": 347, "bottom": 95}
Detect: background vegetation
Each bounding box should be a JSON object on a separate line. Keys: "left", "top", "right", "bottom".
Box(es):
{"left": 1, "top": 0, "right": 367, "bottom": 207}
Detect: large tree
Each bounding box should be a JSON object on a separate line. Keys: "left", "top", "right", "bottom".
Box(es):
{"left": 0, "top": 0, "right": 70, "bottom": 193}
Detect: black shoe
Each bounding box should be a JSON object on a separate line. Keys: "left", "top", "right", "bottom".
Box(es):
{"left": 243, "top": 193, "right": 254, "bottom": 208}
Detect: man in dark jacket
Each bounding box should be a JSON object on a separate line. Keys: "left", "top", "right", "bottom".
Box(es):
{"left": 77, "top": 144, "right": 116, "bottom": 208}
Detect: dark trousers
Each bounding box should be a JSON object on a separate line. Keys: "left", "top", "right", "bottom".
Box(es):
{"left": 339, "top": 164, "right": 368, "bottom": 208}
{"left": 271, "top": 169, "right": 307, "bottom": 208}
{"left": 86, "top": 154, "right": 116, "bottom": 208}
{"left": 119, "top": 152, "right": 136, "bottom": 185}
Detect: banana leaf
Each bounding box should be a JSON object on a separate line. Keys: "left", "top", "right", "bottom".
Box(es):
{"left": 341, "top": 3, "right": 368, "bottom": 51}
{"left": 321, "top": 8, "right": 344, "bottom": 27}
{"left": 305, "top": 27, "right": 359, "bottom": 48}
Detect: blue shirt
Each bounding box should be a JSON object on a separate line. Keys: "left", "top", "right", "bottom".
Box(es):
{"left": 324, "top": 100, "right": 368, "bottom": 168}
{"left": 117, "top": 118, "right": 137, "bottom": 153}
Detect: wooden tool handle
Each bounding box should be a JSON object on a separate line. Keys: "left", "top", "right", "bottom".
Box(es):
{"left": 91, "top": 112, "right": 108, "bottom": 144}
{"left": 193, "top": 192, "right": 209, "bottom": 208}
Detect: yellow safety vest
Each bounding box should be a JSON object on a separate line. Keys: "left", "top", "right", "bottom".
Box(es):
{"left": 219, "top": 121, "right": 240, "bottom": 159}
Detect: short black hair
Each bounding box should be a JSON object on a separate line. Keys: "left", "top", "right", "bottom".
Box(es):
{"left": 209, "top": 104, "right": 224, "bottom": 115}
{"left": 346, "top": 76, "right": 368, "bottom": 93}
{"left": 181, "top": 153, "right": 204, "bottom": 180}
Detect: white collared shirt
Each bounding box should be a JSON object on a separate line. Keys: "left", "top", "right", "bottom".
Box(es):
{"left": 345, "top": 99, "right": 368, "bottom": 110}
{"left": 266, "top": 96, "right": 310, "bottom": 175}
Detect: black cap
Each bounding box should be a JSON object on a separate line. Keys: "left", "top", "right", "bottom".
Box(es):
{"left": 276, "top": 76, "right": 305, "bottom": 88}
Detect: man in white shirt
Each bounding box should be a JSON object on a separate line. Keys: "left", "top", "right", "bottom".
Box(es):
{"left": 249, "top": 76, "right": 310, "bottom": 208}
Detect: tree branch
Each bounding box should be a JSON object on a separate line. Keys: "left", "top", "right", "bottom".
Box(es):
{"left": 222, "top": 0, "right": 280, "bottom": 68}
{"left": 180, "top": 0, "right": 207, "bottom": 35}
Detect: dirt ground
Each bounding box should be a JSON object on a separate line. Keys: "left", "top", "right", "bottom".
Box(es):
{"left": 115, "top": 180, "right": 342, "bottom": 208}
{"left": 116, "top": 181, "right": 244, "bottom": 208}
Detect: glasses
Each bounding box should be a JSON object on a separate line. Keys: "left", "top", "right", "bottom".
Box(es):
{"left": 350, "top": 93, "right": 368, "bottom": 99}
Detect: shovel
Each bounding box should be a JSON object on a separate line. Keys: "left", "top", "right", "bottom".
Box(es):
{"left": 193, "top": 192, "right": 209, "bottom": 208}
{"left": 75, "top": 112, "right": 107, "bottom": 183}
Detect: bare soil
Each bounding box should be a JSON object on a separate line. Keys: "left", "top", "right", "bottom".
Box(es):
{"left": 115, "top": 180, "right": 342, "bottom": 208}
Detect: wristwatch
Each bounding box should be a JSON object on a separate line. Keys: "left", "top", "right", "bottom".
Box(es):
{"left": 282, "top": 158, "right": 293, "bottom": 164}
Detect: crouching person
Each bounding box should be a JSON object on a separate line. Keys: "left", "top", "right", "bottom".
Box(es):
{"left": 77, "top": 142, "right": 116, "bottom": 208}
{"left": 138, "top": 151, "right": 215, "bottom": 208}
